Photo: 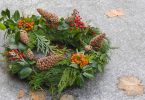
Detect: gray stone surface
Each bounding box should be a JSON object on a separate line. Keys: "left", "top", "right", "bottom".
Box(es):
{"left": 0, "top": 0, "right": 145, "bottom": 100}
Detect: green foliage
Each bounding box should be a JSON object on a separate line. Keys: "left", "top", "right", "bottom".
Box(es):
{"left": 75, "top": 74, "right": 85, "bottom": 87}
{"left": 13, "top": 10, "right": 20, "bottom": 21}
{"left": 8, "top": 64, "right": 22, "bottom": 74}
{"left": 58, "top": 18, "right": 69, "bottom": 30}
{"left": 0, "top": 23, "right": 6, "bottom": 30}
{"left": 27, "top": 32, "right": 37, "bottom": 49}
{"left": 17, "top": 43, "right": 27, "bottom": 51}
{"left": 19, "top": 67, "right": 32, "bottom": 79}
{"left": 58, "top": 68, "right": 78, "bottom": 93}
{"left": 1, "top": 9, "right": 10, "bottom": 19}
{"left": 1, "top": 9, "right": 111, "bottom": 95}
{"left": 55, "top": 58, "right": 70, "bottom": 66}
{"left": 29, "top": 66, "right": 66, "bottom": 90}
{"left": 35, "top": 34, "right": 54, "bottom": 55}
{"left": 99, "top": 39, "right": 110, "bottom": 53}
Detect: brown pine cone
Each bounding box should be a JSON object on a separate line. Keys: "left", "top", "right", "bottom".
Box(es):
{"left": 37, "top": 8, "right": 59, "bottom": 24}
{"left": 20, "top": 30, "right": 29, "bottom": 44}
{"left": 36, "top": 54, "right": 64, "bottom": 70}
{"left": 26, "top": 49, "right": 35, "bottom": 60}
{"left": 90, "top": 33, "right": 105, "bottom": 48}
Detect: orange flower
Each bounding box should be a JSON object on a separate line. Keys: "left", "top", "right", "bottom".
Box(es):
{"left": 17, "top": 20, "right": 24, "bottom": 28}
{"left": 17, "top": 19, "right": 34, "bottom": 31}
{"left": 71, "top": 53, "right": 89, "bottom": 68}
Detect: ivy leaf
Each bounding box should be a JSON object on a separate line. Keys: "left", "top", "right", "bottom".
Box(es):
{"left": 83, "top": 72, "right": 94, "bottom": 79}
{"left": 13, "top": 10, "right": 20, "bottom": 21}
{"left": 1, "top": 10, "right": 6, "bottom": 17}
{"left": 0, "top": 23, "right": 6, "bottom": 30}
{"left": 70, "top": 63, "right": 79, "bottom": 69}
{"left": 6, "top": 9, "right": 10, "bottom": 19}
{"left": 19, "top": 67, "right": 32, "bottom": 79}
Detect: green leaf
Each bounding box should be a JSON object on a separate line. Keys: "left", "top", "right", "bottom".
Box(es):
{"left": 83, "top": 72, "right": 94, "bottom": 79}
{"left": 15, "top": 32, "right": 20, "bottom": 43}
{"left": 0, "top": 17, "right": 4, "bottom": 21}
{"left": 0, "top": 23, "right": 6, "bottom": 30}
{"left": 70, "top": 63, "right": 79, "bottom": 69}
{"left": 9, "top": 64, "right": 22, "bottom": 74}
{"left": 98, "top": 64, "right": 103, "bottom": 72}
{"left": 28, "top": 61, "right": 36, "bottom": 65}
{"left": 100, "top": 54, "right": 106, "bottom": 61}
{"left": 19, "top": 67, "right": 32, "bottom": 79}
{"left": 18, "top": 43, "right": 27, "bottom": 51}
{"left": 82, "top": 65, "right": 93, "bottom": 71}
{"left": 1, "top": 10, "right": 6, "bottom": 17}
{"left": 75, "top": 74, "right": 84, "bottom": 87}
{"left": 6, "top": 9, "right": 10, "bottom": 19}
{"left": 13, "top": 10, "right": 20, "bottom": 21}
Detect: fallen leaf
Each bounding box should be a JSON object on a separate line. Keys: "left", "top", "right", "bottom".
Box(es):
{"left": 29, "top": 90, "right": 46, "bottom": 100}
{"left": 118, "top": 76, "right": 144, "bottom": 96}
{"left": 106, "top": 9, "right": 124, "bottom": 17}
{"left": 60, "top": 94, "right": 75, "bottom": 100}
{"left": 17, "top": 89, "right": 25, "bottom": 99}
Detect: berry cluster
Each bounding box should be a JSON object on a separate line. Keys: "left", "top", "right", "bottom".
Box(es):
{"left": 7, "top": 49, "right": 26, "bottom": 61}
{"left": 17, "top": 19, "right": 34, "bottom": 31}
{"left": 71, "top": 53, "right": 89, "bottom": 68}
{"left": 70, "top": 13, "right": 86, "bottom": 29}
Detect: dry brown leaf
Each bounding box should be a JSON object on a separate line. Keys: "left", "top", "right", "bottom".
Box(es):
{"left": 118, "top": 76, "right": 144, "bottom": 96}
{"left": 29, "top": 90, "right": 46, "bottom": 100}
{"left": 17, "top": 89, "right": 25, "bottom": 99}
{"left": 106, "top": 9, "right": 124, "bottom": 17}
{"left": 60, "top": 94, "right": 75, "bottom": 100}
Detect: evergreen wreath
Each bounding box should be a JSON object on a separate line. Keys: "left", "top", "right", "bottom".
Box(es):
{"left": 0, "top": 8, "right": 111, "bottom": 94}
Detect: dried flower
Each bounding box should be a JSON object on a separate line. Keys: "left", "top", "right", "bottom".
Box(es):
{"left": 71, "top": 53, "right": 89, "bottom": 68}
{"left": 25, "top": 22, "right": 34, "bottom": 31}
{"left": 17, "top": 20, "right": 24, "bottom": 28}
{"left": 17, "top": 19, "right": 34, "bottom": 31}
{"left": 8, "top": 49, "right": 26, "bottom": 61}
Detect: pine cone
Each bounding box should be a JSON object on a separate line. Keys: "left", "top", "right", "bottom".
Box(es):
{"left": 36, "top": 54, "right": 64, "bottom": 70}
{"left": 37, "top": 8, "right": 59, "bottom": 24}
{"left": 90, "top": 33, "right": 105, "bottom": 48}
{"left": 65, "top": 9, "right": 79, "bottom": 23}
{"left": 26, "top": 49, "right": 35, "bottom": 60}
{"left": 20, "top": 30, "right": 29, "bottom": 44}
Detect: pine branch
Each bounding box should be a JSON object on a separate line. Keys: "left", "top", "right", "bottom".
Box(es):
{"left": 58, "top": 68, "right": 78, "bottom": 93}
{"left": 35, "top": 34, "right": 54, "bottom": 55}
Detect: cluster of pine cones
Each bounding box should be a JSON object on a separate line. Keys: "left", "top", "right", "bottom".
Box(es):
{"left": 19, "top": 30, "right": 64, "bottom": 70}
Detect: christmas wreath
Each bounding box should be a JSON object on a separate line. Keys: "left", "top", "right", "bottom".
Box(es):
{"left": 0, "top": 8, "right": 110, "bottom": 94}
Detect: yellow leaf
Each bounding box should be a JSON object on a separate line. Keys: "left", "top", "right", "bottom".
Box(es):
{"left": 118, "top": 76, "right": 144, "bottom": 96}
{"left": 106, "top": 9, "right": 124, "bottom": 17}
{"left": 17, "top": 89, "right": 25, "bottom": 99}
{"left": 29, "top": 90, "right": 46, "bottom": 100}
